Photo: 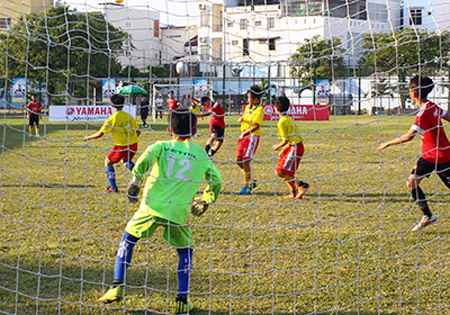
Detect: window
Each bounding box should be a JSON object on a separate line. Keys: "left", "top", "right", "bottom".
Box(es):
{"left": 200, "top": 10, "right": 209, "bottom": 27}
{"left": 243, "top": 38, "right": 249, "bottom": 56}
{"left": 0, "top": 18, "right": 10, "bottom": 28}
{"left": 232, "top": 40, "right": 239, "bottom": 46}
{"left": 240, "top": 19, "right": 248, "bottom": 29}
{"left": 267, "top": 17, "right": 275, "bottom": 29}
{"left": 410, "top": 9, "right": 422, "bottom": 25}
{"left": 154, "top": 20, "right": 159, "bottom": 37}
{"left": 269, "top": 38, "right": 276, "bottom": 51}
{"left": 255, "top": 21, "right": 262, "bottom": 26}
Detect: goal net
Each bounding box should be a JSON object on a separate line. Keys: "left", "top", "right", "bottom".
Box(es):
{"left": 1, "top": 0, "right": 450, "bottom": 314}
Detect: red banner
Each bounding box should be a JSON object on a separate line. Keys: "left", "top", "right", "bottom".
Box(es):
{"left": 244, "top": 104, "right": 329, "bottom": 121}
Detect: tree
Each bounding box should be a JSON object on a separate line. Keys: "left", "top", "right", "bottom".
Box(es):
{"left": 149, "top": 65, "right": 170, "bottom": 78}
{"left": 290, "top": 35, "right": 346, "bottom": 97}
{"left": 359, "top": 28, "right": 450, "bottom": 107}
{"left": 0, "top": 5, "right": 128, "bottom": 104}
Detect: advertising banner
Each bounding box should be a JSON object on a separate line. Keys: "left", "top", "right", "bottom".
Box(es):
{"left": 249, "top": 104, "right": 329, "bottom": 121}
{"left": 12, "top": 78, "right": 27, "bottom": 102}
{"left": 194, "top": 78, "right": 208, "bottom": 99}
{"left": 102, "top": 79, "right": 116, "bottom": 102}
{"left": 49, "top": 105, "right": 136, "bottom": 122}
{"left": 315, "top": 79, "right": 329, "bottom": 104}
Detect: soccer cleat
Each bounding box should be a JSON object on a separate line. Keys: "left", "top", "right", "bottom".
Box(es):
{"left": 250, "top": 180, "right": 258, "bottom": 189}
{"left": 106, "top": 185, "right": 119, "bottom": 193}
{"left": 296, "top": 183, "right": 309, "bottom": 199}
{"left": 284, "top": 193, "right": 296, "bottom": 199}
{"left": 175, "top": 296, "right": 193, "bottom": 314}
{"left": 99, "top": 286, "right": 123, "bottom": 303}
{"left": 237, "top": 186, "right": 252, "bottom": 195}
{"left": 412, "top": 215, "right": 437, "bottom": 232}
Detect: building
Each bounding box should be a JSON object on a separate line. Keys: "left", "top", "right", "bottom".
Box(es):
{"left": 400, "top": 0, "right": 450, "bottom": 31}
{"left": 197, "top": 0, "right": 406, "bottom": 78}
{"left": 0, "top": 0, "right": 54, "bottom": 29}
{"left": 100, "top": 3, "right": 161, "bottom": 71}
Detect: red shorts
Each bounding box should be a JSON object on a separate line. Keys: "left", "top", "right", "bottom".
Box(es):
{"left": 236, "top": 135, "right": 260, "bottom": 160}
{"left": 275, "top": 142, "right": 304, "bottom": 176}
{"left": 107, "top": 143, "right": 138, "bottom": 163}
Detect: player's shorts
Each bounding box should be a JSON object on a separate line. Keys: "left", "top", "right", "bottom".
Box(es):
{"left": 125, "top": 214, "right": 193, "bottom": 248}
{"left": 210, "top": 125, "right": 225, "bottom": 142}
{"left": 107, "top": 142, "right": 138, "bottom": 163}
{"left": 28, "top": 113, "right": 39, "bottom": 126}
{"left": 141, "top": 112, "right": 148, "bottom": 120}
{"left": 236, "top": 134, "right": 260, "bottom": 160}
{"left": 411, "top": 157, "right": 450, "bottom": 180}
{"left": 275, "top": 142, "right": 304, "bottom": 176}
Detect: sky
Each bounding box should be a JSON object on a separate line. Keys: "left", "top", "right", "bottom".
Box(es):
{"left": 63, "top": 0, "right": 199, "bottom": 25}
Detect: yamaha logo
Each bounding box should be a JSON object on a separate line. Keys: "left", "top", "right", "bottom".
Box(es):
{"left": 264, "top": 105, "right": 274, "bottom": 115}
{"left": 66, "top": 107, "right": 75, "bottom": 115}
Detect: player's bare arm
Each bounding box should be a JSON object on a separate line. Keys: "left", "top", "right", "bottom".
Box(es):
{"left": 272, "top": 140, "right": 288, "bottom": 151}
{"left": 378, "top": 128, "right": 416, "bottom": 151}
{"left": 239, "top": 123, "right": 260, "bottom": 139}
{"left": 84, "top": 131, "right": 104, "bottom": 141}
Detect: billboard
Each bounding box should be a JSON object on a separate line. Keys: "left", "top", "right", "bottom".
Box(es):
{"left": 102, "top": 79, "right": 116, "bottom": 102}
{"left": 315, "top": 79, "right": 329, "bottom": 105}
{"left": 249, "top": 104, "right": 329, "bottom": 121}
{"left": 12, "top": 78, "right": 27, "bottom": 103}
{"left": 49, "top": 105, "right": 136, "bottom": 122}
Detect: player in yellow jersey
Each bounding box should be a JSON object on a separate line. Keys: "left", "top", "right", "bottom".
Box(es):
{"left": 84, "top": 94, "right": 141, "bottom": 193}
{"left": 236, "top": 86, "right": 264, "bottom": 195}
{"left": 272, "top": 96, "right": 309, "bottom": 199}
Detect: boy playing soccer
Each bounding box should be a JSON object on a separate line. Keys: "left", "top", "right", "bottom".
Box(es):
{"left": 26, "top": 93, "right": 42, "bottom": 137}
{"left": 379, "top": 75, "right": 450, "bottom": 231}
{"left": 236, "top": 86, "right": 264, "bottom": 195}
{"left": 167, "top": 90, "right": 180, "bottom": 111}
{"left": 190, "top": 96, "right": 226, "bottom": 157}
{"left": 84, "top": 94, "right": 141, "bottom": 193}
{"left": 99, "top": 109, "right": 222, "bottom": 314}
{"left": 272, "top": 96, "right": 309, "bottom": 199}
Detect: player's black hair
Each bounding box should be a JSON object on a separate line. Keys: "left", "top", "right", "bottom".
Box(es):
{"left": 201, "top": 96, "right": 211, "bottom": 104}
{"left": 110, "top": 94, "right": 125, "bottom": 107}
{"left": 248, "top": 85, "right": 262, "bottom": 100}
{"left": 168, "top": 90, "right": 174, "bottom": 95}
{"left": 169, "top": 109, "right": 197, "bottom": 138}
{"left": 410, "top": 75, "right": 434, "bottom": 100}
{"left": 276, "top": 96, "right": 290, "bottom": 113}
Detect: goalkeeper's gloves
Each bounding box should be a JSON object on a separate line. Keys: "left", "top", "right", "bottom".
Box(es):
{"left": 127, "top": 176, "right": 141, "bottom": 203}
{"left": 191, "top": 196, "right": 209, "bottom": 216}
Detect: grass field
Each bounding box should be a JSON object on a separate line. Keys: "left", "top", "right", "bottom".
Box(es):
{"left": 1, "top": 113, "right": 449, "bottom": 315}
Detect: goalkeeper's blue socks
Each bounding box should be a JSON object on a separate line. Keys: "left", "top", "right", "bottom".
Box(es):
{"left": 105, "top": 165, "right": 117, "bottom": 189}
{"left": 113, "top": 231, "right": 139, "bottom": 283}
{"left": 177, "top": 248, "right": 193, "bottom": 296}
{"left": 123, "top": 161, "right": 135, "bottom": 171}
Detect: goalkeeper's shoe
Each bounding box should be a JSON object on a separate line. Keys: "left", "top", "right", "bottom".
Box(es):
{"left": 106, "top": 185, "right": 119, "bottom": 193}
{"left": 296, "top": 183, "right": 309, "bottom": 199}
{"left": 99, "top": 286, "right": 123, "bottom": 303}
{"left": 175, "top": 295, "right": 193, "bottom": 314}
{"left": 250, "top": 180, "right": 258, "bottom": 189}
{"left": 412, "top": 215, "right": 437, "bottom": 232}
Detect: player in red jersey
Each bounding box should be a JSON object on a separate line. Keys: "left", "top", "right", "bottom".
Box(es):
{"left": 191, "top": 96, "right": 226, "bottom": 157}
{"left": 167, "top": 90, "right": 180, "bottom": 111}
{"left": 26, "top": 93, "right": 42, "bottom": 137}
{"left": 379, "top": 75, "right": 450, "bottom": 232}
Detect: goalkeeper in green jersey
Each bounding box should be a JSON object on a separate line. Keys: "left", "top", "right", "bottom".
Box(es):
{"left": 99, "top": 109, "right": 222, "bottom": 314}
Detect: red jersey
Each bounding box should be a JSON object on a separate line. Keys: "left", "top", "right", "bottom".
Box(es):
{"left": 411, "top": 101, "right": 450, "bottom": 163}
{"left": 203, "top": 102, "right": 225, "bottom": 130}
{"left": 27, "top": 101, "right": 42, "bottom": 114}
{"left": 167, "top": 98, "right": 179, "bottom": 110}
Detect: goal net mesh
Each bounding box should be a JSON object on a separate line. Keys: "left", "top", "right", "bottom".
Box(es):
{"left": 1, "top": 0, "right": 450, "bottom": 314}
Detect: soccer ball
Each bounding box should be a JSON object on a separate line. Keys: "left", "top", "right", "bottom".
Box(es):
{"left": 176, "top": 61, "right": 189, "bottom": 76}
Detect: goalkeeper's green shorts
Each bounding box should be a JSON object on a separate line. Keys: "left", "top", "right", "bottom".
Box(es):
{"left": 125, "top": 215, "right": 193, "bottom": 248}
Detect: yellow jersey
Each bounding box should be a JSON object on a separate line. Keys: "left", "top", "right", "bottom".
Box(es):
{"left": 189, "top": 105, "right": 202, "bottom": 115}
{"left": 277, "top": 115, "right": 302, "bottom": 145}
{"left": 241, "top": 104, "right": 264, "bottom": 136}
{"left": 100, "top": 110, "right": 139, "bottom": 146}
